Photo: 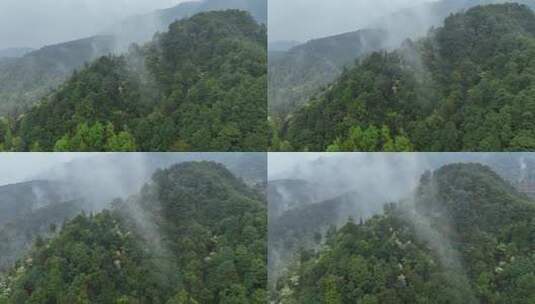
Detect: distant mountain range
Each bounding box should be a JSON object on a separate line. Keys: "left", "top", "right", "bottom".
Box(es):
{"left": 269, "top": 28, "right": 388, "bottom": 116}
{"left": 0, "top": 180, "right": 76, "bottom": 226}
{"left": 0, "top": 48, "right": 34, "bottom": 59}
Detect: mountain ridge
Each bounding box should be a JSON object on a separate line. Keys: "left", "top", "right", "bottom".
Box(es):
{"left": 273, "top": 162, "right": 535, "bottom": 303}
{"left": 0, "top": 0, "right": 267, "bottom": 117}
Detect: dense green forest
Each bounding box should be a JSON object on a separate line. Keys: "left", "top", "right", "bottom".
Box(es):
{"left": 0, "top": 0, "right": 266, "bottom": 118}
{"left": 0, "top": 10, "right": 267, "bottom": 152}
{"left": 0, "top": 161, "right": 267, "bottom": 303}
{"left": 276, "top": 3, "right": 535, "bottom": 151}
{"left": 273, "top": 163, "right": 535, "bottom": 303}
{"left": 267, "top": 0, "right": 519, "bottom": 121}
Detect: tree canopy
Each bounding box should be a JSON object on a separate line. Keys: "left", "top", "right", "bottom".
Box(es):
{"left": 0, "top": 10, "right": 267, "bottom": 152}
{"left": 274, "top": 163, "right": 535, "bottom": 303}
{"left": 278, "top": 3, "right": 535, "bottom": 152}
{"left": 0, "top": 161, "right": 267, "bottom": 303}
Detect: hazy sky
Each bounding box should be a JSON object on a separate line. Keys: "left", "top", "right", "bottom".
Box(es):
{"left": 0, "top": 153, "right": 91, "bottom": 186}
{"left": 0, "top": 0, "right": 190, "bottom": 49}
{"left": 268, "top": 0, "right": 437, "bottom": 42}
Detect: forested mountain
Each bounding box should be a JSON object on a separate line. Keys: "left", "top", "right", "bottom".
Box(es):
{"left": 109, "top": 0, "right": 267, "bottom": 48}
{"left": 273, "top": 163, "right": 535, "bottom": 303}
{"left": 279, "top": 3, "right": 535, "bottom": 151}
{"left": 0, "top": 10, "right": 267, "bottom": 152}
{"left": 269, "top": 0, "right": 535, "bottom": 124}
{"left": 370, "top": 0, "right": 535, "bottom": 42}
{"left": 0, "top": 154, "right": 266, "bottom": 277}
{"left": 0, "top": 161, "right": 267, "bottom": 303}
{"left": 0, "top": 0, "right": 266, "bottom": 117}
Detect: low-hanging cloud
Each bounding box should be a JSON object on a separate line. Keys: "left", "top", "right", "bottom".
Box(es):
{"left": 0, "top": 153, "right": 89, "bottom": 186}
{"left": 268, "top": 0, "right": 438, "bottom": 43}
{"left": 268, "top": 152, "right": 534, "bottom": 217}
{"left": 269, "top": 153, "right": 426, "bottom": 211}
{"left": 0, "top": 0, "right": 191, "bottom": 49}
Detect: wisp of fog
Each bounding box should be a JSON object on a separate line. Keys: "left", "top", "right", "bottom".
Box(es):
{"left": 0, "top": 0, "right": 191, "bottom": 49}
{"left": 268, "top": 0, "right": 438, "bottom": 43}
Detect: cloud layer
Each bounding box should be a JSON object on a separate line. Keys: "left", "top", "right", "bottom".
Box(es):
{"left": 0, "top": 0, "right": 189, "bottom": 49}
{"left": 0, "top": 153, "right": 90, "bottom": 186}
{"left": 268, "top": 0, "right": 437, "bottom": 42}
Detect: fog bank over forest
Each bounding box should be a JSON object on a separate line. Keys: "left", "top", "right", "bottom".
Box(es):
{"left": 0, "top": 0, "right": 191, "bottom": 49}
{"left": 268, "top": 0, "right": 437, "bottom": 43}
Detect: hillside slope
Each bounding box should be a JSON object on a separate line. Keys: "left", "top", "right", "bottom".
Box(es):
{"left": 269, "top": 0, "right": 535, "bottom": 123}
{"left": 0, "top": 161, "right": 267, "bottom": 303}
{"left": 281, "top": 3, "right": 535, "bottom": 151}
{"left": 1, "top": 10, "right": 267, "bottom": 152}
{"left": 274, "top": 163, "right": 535, "bottom": 303}
{"left": 0, "top": 0, "right": 266, "bottom": 117}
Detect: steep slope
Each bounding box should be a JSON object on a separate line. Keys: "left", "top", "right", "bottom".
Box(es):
{"left": 109, "top": 0, "right": 266, "bottom": 48}
{"left": 282, "top": 3, "right": 535, "bottom": 151}
{"left": 269, "top": 0, "right": 535, "bottom": 135}
{"left": 0, "top": 161, "right": 267, "bottom": 303}
{"left": 2, "top": 10, "right": 267, "bottom": 152}
{"left": 0, "top": 0, "right": 267, "bottom": 117}
{"left": 0, "top": 153, "right": 267, "bottom": 277}
{"left": 275, "top": 163, "right": 535, "bottom": 303}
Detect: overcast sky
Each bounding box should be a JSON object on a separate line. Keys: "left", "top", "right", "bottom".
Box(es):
{"left": 0, "top": 0, "right": 189, "bottom": 49}
{"left": 268, "top": 0, "right": 437, "bottom": 43}
{"left": 0, "top": 153, "right": 92, "bottom": 186}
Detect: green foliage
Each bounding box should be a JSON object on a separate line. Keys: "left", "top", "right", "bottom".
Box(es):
{"left": 327, "top": 125, "right": 412, "bottom": 152}
{"left": 0, "top": 0, "right": 266, "bottom": 118}
{"left": 3, "top": 10, "right": 267, "bottom": 151}
{"left": 275, "top": 163, "right": 535, "bottom": 303}
{"left": 281, "top": 3, "right": 535, "bottom": 151}
{"left": 1, "top": 162, "right": 267, "bottom": 303}
{"left": 52, "top": 122, "right": 136, "bottom": 152}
